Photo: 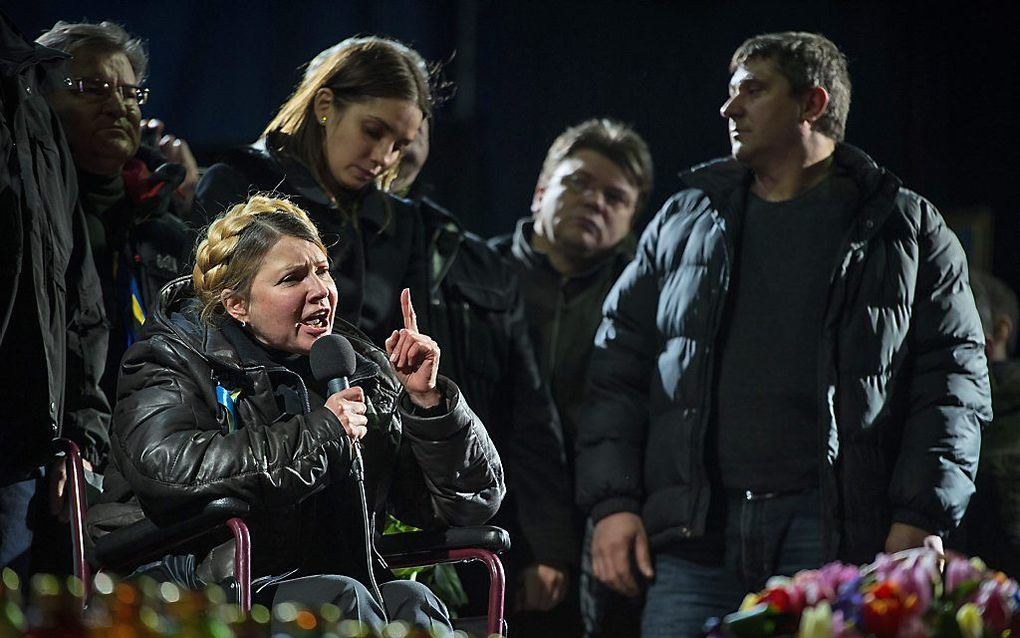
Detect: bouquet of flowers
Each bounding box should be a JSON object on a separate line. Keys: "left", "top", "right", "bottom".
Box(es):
{"left": 705, "top": 549, "right": 1020, "bottom": 638}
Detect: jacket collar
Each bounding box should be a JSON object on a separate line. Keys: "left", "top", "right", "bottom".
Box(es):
{"left": 419, "top": 197, "right": 464, "bottom": 293}
{"left": 150, "top": 276, "right": 385, "bottom": 382}
{"left": 679, "top": 143, "right": 902, "bottom": 237}
{"left": 250, "top": 138, "right": 397, "bottom": 237}
{"left": 509, "top": 218, "right": 636, "bottom": 281}
{"left": 829, "top": 144, "right": 902, "bottom": 240}
{"left": 0, "top": 11, "right": 69, "bottom": 74}
{"left": 149, "top": 277, "right": 246, "bottom": 372}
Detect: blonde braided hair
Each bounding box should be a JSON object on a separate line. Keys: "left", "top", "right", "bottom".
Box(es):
{"left": 193, "top": 194, "right": 327, "bottom": 323}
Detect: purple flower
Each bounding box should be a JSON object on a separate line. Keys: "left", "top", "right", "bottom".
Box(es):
{"left": 945, "top": 557, "right": 981, "bottom": 595}
{"left": 887, "top": 559, "right": 934, "bottom": 616}
{"left": 835, "top": 576, "right": 864, "bottom": 627}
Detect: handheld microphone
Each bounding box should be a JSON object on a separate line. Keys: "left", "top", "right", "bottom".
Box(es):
{"left": 310, "top": 333, "right": 367, "bottom": 476}
{"left": 310, "top": 334, "right": 358, "bottom": 395}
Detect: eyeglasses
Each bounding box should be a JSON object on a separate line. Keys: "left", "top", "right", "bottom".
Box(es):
{"left": 561, "top": 171, "right": 635, "bottom": 212}
{"left": 63, "top": 77, "right": 150, "bottom": 106}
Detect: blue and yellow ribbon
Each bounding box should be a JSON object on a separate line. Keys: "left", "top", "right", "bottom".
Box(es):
{"left": 216, "top": 385, "right": 242, "bottom": 432}
{"left": 126, "top": 271, "right": 146, "bottom": 346}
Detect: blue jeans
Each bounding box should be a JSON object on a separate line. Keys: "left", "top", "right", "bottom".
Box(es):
{"left": 0, "top": 477, "right": 38, "bottom": 580}
{"left": 642, "top": 488, "right": 826, "bottom": 638}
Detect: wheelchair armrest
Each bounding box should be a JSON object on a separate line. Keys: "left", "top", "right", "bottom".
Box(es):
{"left": 376, "top": 525, "right": 510, "bottom": 561}
{"left": 94, "top": 497, "right": 250, "bottom": 570}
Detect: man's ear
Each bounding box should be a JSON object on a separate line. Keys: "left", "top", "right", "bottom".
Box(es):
{"left": 530, "top": 184, "right": 546, "bottom": 215}
{"left": 801, "top": 86, "right": 830, "bottom": 126}
{"left": 313, "top": 88, "right": 335, "bottom": 124}
{"left": 221, "top": 289, "right": 249, "bottom": 324}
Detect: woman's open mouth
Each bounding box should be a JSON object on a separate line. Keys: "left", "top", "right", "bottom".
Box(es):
{"left": 299, "top": 309, "right": 331, "bottom": 332}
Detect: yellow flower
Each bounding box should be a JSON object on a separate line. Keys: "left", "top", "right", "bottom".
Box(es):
{"left": 957, "top": 602, "right": 983, "bottom": 638}
{"left": 740, "top": 593, "right": 761, "bottom": 611}
{"left": 798, "top": 602, "right": 833, "bottom": 638}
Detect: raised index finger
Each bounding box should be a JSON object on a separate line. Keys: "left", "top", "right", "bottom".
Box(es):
{"left": 401, "top": 288, "right": 419, "bottom": 333}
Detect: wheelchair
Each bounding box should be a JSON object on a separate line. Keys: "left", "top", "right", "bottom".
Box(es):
{"left": 57, "top": 438, "right": 511, "bottom": 636}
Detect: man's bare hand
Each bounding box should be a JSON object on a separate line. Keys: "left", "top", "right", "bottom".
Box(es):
{"left": 48, "top": 457, "right": 92, "bottom": 523}
{"left": 515, "top": 563, "right": 568, "bottom": 611}
{"left": 141, "top": 118, "right": 199, "bottom": 210}
{"left": 591, "top": 512, "right": 654, "bottom": 597}
{"left": 885, "top": 522, "right": 942, "bottom": 555}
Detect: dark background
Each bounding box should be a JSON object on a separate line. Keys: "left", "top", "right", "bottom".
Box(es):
{"left": 10, "top": 1, "right": 1020, "bottom": 289}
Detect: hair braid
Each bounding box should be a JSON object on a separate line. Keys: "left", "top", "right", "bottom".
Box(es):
{"left": 192, "top": 194, "right": 326, "bottom": 322}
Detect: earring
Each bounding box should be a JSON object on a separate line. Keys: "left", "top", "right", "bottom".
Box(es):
{"left": 240, "top": 320, "right": 247, "bottom": 328}
{"left": 320, "top": 116, "right": 327, "bottom": 125}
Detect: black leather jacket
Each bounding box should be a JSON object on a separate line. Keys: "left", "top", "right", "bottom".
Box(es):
{"left": 576, "top": 144, "right": 992, "bottom": 563}
{"left": 89, "top": 278, "right": 504, "bottom": 583}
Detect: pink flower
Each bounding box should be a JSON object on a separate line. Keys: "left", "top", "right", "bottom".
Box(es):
{"left": 887, "top": 559, "right": 934, "bottom": 616}
{"left": 945, "top": 556, "right": 980, "bottom": 595}
{"left": 831, "top": 610, "right": 865, "bottom": 638}
{"left": 975, "top": 580, "right": 1011, "bottom": 633}
{"left": 896, "top": 615, "right": 927, "bottom": 638}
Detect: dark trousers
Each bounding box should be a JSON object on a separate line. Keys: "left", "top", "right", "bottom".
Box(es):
{"left": 265, "top": 575, "right": 453, "bottom": 633}
{"left": 0, "top": 476, "right": 37, "bottom": 580}
{"left": 642, "top": 488, "right": 826, "bottom": 638}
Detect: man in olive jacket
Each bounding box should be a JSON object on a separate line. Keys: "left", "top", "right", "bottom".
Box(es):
{"left": 576, "top": 32, "right": 991, "bottom": 638}
{"left": 391, "top": 119, "right": 576, "bottom": 620}
{"left": 492, "top": 118, "right": 654, "bottom": 638}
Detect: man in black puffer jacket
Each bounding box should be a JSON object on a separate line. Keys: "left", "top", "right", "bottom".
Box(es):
{"left": 576, "top": 32, "right": 991, "bottom": 638}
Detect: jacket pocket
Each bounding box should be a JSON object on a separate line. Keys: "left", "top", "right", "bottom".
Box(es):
{"left": 450, "top": 282, "right": 513, "bottom": 378}
{"left": 451, "top": 281, "right": 514, "bottom": 312}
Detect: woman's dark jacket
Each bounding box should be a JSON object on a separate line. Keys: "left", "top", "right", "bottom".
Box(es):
{"left": 418, "top": 197, "right": 576, "bottom": 571}
{"left": 87, "top": 278, "right": 505, "bottom": 583}
{"left": 194, "top": 139, "right": 428, "bottom": 347}
{"left": 0, "top": 12, "right": 109, "bottom": 473}
{"left": 575, "top": 144, "right": 992, "bottom": 564}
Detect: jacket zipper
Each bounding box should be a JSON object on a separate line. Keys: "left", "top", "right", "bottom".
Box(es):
{"left": 164, "top": 310, "right": 392, "bottom": 603}
{"left": 546, "top": 276, "right": 566, "bottom": 379}
{"left": 814, "top": 186, "right": 893, "bottom": 559}
{"left": 690, "top": 216, "right": 732, "bottom": 537}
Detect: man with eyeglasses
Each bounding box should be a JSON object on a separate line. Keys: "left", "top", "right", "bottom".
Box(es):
{"left": 26, "top": 21, "right": 196, "bottom": 570}
{"left": 37, "top": 21, "right": 196, "bottom": 409}
{"left": 491, "top": 118, "right": 653, "bottom": 638}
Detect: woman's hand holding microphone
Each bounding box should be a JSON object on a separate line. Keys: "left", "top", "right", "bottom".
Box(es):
{"left": 325, "top": 385, "right": 368, "bottom": 441}
{"left": 323, "top": 288, "right": 441, "bottom": 443}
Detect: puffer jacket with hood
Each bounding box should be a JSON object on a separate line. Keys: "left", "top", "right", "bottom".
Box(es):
{"left": 576, "top": 144, "right": 991, "bottom": 564}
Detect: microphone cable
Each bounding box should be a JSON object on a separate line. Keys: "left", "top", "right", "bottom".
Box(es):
{"left": 352, "top": 439, "right": 387, "bottom": 618}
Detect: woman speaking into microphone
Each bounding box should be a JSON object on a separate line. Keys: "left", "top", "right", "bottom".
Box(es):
{"left": 87, "top": 194, "right": 504, "bottom": 632}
